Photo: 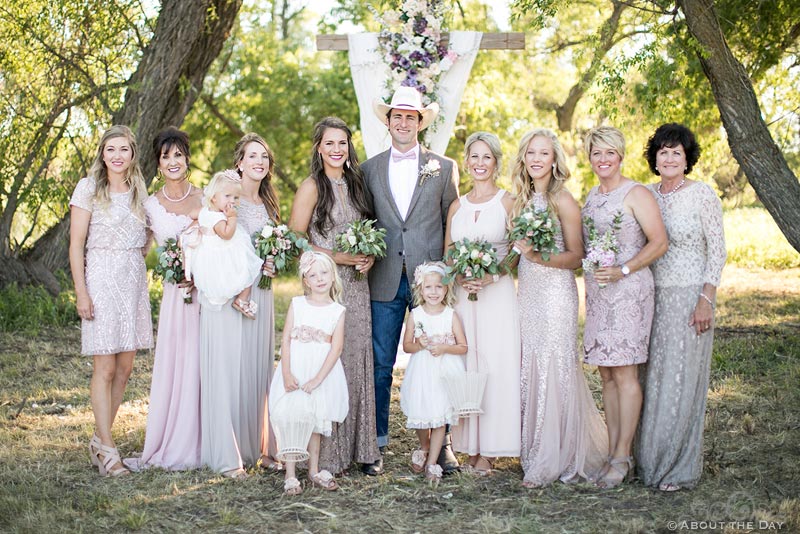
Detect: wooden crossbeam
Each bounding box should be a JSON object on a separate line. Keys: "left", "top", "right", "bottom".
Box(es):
{"left": 316, "top": 32, "right": 525, "bottom": 51}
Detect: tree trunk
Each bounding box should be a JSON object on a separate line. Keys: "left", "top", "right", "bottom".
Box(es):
{"left": 24, "top": 0, "right": 243, "bottom": 278}
{"left": 678, "top": 0, "right": 800, "bottom": 252}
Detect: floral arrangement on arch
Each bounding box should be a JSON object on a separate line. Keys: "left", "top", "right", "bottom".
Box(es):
{"left": 373, "top": 0, "right": 458, "bottom": 123}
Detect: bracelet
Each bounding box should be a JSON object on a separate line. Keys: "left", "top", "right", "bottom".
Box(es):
{"left": 699, "top": 293, "right": 714, "bottom": 309}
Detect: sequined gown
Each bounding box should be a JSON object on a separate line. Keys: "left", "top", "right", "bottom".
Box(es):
{"left": 582, "top": 180, "right": 655, "bottom": 367}
{"left": 519, "top": 193, "right": 607, "bottom": 486}
{"left": 237, "top": 200, "right": 278, "bottom": 465}
{"left": 636, "top": 183, "right": 726, "bottom": 489}
{"left": 69, "top": 177, "right": 153, "bottom": 355}
{"left": 450, "top": 190, "right": 521, "bottom": 457}
{"left": 309, "top": 182, "right": 381, "bottom": 473}
{"left": 130, "top": 196, "right": 201, "bottom": 470}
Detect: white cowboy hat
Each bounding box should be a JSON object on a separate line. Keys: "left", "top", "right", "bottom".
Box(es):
{"left": 373, "top": 86, "right": 440, "bottom": 131}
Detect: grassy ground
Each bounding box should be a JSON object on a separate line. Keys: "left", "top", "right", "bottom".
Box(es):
{"left": 1, "top": 267, "right": 799, "bottom": 533}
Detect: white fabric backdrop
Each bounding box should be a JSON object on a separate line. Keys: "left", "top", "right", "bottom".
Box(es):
{"left": 348, "top": 31, "right": 483, "bottom": 158}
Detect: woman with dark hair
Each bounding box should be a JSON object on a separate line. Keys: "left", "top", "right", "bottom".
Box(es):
{"left": 69, "top": 125, "right": 153, "bottom": 476}
{"left": 125, "top": 127, "right": 204, "bottom": 472}
{"left": 233, "top": 132, "right": 282, "bottom": 469}
{"left": 636, "top": 123, "right": 726, "bottom": 491}
{"left": 288, "top": 117, "right": 381, "bottom": 475}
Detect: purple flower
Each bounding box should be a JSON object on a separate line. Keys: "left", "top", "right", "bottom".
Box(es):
{"left": 413, "top": 17, "right": 427, "bottom": 34}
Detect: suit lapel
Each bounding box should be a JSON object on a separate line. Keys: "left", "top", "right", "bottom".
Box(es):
{"left": 377, "top": 150, "right": 404, "bottom": 222}
{"left": 405, "top": 147, "right": 427, "bottom": 219}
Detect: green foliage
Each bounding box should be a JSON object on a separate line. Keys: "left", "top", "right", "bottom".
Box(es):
{"left": 0, "top": 284, "right": 78, "bottom": 334}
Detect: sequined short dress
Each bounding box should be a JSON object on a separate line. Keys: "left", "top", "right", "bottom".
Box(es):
{"left": 69, "top": 177, "right": 153, "bottom": 355}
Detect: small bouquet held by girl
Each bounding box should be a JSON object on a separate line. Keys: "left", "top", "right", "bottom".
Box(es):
{"left": 268, "top": 251, "right": 349, "bottom": 495}
{"left": 400, "top": 261, "right": 468, "bottom": 484}
{"left": 252, "top": 223, "right": 310, "bottom": 289}
{"left": 153, "top": 238, "right": 192, "bottom": 304}
{"left": 443, "top": 238, "right": 502, "bottom": 301}
{"left": 333, "top": 219, "right": 387, "bottom": 280}
{"left": 500, "top": 205, "right": 558, "bottom": 271}
{"left": 187, "top": 169, "right": 263, "bottom": 317}
{"left": 582, "top": 211, "right": 624, "bottom": 288}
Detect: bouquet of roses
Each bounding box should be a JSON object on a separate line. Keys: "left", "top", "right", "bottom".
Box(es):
{"left": 153, "top": 238, "right": 192, "bottom": 303}
{"left": 501, "top": 205, "right": 558, "bottom": 271}
{"left": 252, "top": 223, "right": 310, "bottom": 289}
{"left": 582, "top": 211, "right": 623, "bottom": 288}
{"left": 443, "top": 238, "right": 501, "bottom": 301}
{"left": 334, "top": 219, "right": 388, "bottom": 280}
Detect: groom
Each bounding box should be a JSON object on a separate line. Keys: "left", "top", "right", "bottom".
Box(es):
{"left": 361, "top": 86, "right": 460, "bottom": 475}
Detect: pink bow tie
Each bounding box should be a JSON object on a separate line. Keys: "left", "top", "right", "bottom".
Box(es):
{"left": 391, "top": 150, "right": 416, "bottom": 162}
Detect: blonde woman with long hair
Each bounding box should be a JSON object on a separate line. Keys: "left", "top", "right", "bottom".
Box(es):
{"left": 511, "top": 128, "right": 607, "bottom": 488}
{"left": 69, "top": 125, "right": 153, "bottom": 477}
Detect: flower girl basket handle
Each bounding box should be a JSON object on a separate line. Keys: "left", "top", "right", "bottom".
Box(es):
{"left": 271, "top": 390, "right": 317, "bottom": 462}
{"left": 441, "top": 302, "right": 488, "bottom": 417}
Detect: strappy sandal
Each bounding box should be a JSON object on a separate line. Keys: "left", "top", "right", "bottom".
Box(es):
{"left": 659, "top": 482, "right": 681, "bottom": 492}
{"left": 587, "top": 455, "right": 612, "bottom": 483}
{"left": 472, "top": 456, "right": 495, "bottom": 477}
{"left": 284, "top": 477, "right": 303, "bottom": 495}
{"left": 95, "top": 443, "right": 130, "bottom": 477}
{"left": 223, "top": 468, "right": 248, "bottom": 480}
{"left": 259, "top": 456, "right": 283, "bottom": 472}
{"left": 89, "top": 434, "right": 101, "bottom": 467}
{"left": 410, "top": 449, "right": 428, "bottom": 474}
{"left": 309, "top": 470, "right": 338, "bottom": 491}
{"left": 232, "top": 299, "right": 257, "bottom": 319}
{"left": 595, "top": 456, "right": 633, "bottom": 489}
{"left": 424, "top": 464, "right": 443, "bottom": 484}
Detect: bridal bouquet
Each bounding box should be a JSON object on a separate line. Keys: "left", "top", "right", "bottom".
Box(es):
{"left": 443, "top": 238, "right": 501, "bottom": 301}
{"left": 334, "top": 219, "right": 388, "bottom": 280}
{"left": 252, "top": 223, "right": 310, "bottom": 289}
{"left": 500, "top": 205, "right": 558, "bottom": 271}
{"left": 153, "top": 238, "right": 191, "bottom": 303}
{"left": 582, "top": 211, "right": 624, "bottom": 288}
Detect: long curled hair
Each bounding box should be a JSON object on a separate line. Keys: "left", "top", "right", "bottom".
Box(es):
{"left": 511, "top": 128, "right": 570, "bottom": 218}
{"left": 88, "top": 125, "right": 147, "bottom": 220}
{"left": 234, "top": 133, "right": 281, "bottom": 223}
{"left": 309, "top": 117, "right": 372, "bottom": 238}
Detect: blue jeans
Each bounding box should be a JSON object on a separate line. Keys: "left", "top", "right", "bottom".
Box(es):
{"left": 371, "top": 273, "right": 413, "bottom": 447}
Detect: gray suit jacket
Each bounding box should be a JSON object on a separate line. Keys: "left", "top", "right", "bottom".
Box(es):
{"left": 363, "top": 147, "right": 459, "bottom": 301}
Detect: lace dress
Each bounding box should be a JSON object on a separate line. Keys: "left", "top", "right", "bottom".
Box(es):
{"left": 581, "top": 180, "right": 655, "bottom": 366}
{"left": 636, "top": 182, "right": 726, "bottom": 489}
{"left": 400, "top": 306, "right": 464, "bottom": 429}
{"left": 309, "top": 182, "right": 381, "bottom": 472}
{"left": 236, "top": 200, "right": 278, "bottom": 465}
{"left": 269, "top": 297, "right": 349, "bottom": 436}
{"left": 69, "top": 177, "right": 153, "bottom": 355}
{"left": 129, "top": 196, "right": 201, "bottom": 470}
{"left": 450, "top": 190, "right": 521, "bottom": 457}
{"left": 519, "top": 193, "right": 607, "bottom": 486}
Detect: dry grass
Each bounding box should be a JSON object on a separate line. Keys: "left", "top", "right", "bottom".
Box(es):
{"left": 1, "top": 269, "right": 798, "bottom": 533}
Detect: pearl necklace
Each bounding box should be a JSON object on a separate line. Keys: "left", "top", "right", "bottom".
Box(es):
{"left": 161, "top": 183, "right": 191, "bottom": 202}
{"left": 657, "top": 178, "right": 685, "bottom": 199}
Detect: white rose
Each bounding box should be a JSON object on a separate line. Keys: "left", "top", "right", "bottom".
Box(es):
{"left": 470, "top": 249, "right": 480, "bottom": 260}
{"left": 261, "top": 225, "right": 274, "bottom": 238}
{"left": 348, "top": 235, "right": 357, "bottom": 246}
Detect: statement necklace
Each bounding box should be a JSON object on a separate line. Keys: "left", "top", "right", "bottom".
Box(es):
{"left": 657, "top": 178, "right": 685, "bottom": 199}
{"left": 162, "top": 183, "right": 191, "bottom": 202}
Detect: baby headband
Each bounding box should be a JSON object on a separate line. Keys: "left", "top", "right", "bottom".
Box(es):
{"left": 219, "top": 169, "right": 242, "bottom": 183}
{"left": 413, "top": 262, "right": 447, "bottom": 286}
{"left": 299, "top": 250, "right": 325, "bottom": 275}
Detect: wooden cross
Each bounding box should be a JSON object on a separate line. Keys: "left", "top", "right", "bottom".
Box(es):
{"left": 316, "top": 32, "right": 525, "bottom": 51}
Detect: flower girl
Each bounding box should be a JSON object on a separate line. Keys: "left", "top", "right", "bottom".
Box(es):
{"left": 269, "top": 251, "right": 349, "bottom": 495}
{"left": 400, "top": 262, "right": 468, "bottom": 482}
{"left": 188, "top": 169, "right": 263, "bottom": 317}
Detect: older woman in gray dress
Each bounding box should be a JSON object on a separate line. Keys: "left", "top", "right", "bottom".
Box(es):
{"left": 636, "top": 123, "right": 726, "bottom": 491}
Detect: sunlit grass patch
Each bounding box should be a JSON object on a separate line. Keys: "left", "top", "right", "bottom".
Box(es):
{"left": 724, "top": 207, "right": 800, "bottom": 269}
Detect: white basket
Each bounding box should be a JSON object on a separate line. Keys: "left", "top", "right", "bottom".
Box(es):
{"left": 271, "top": 390, "right": 316, "bottom": 462}
{"left": 441, "top": 371, "right": 488, "bottom": 417}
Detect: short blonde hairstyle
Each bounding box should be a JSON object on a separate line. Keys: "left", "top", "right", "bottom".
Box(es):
{"left": 584, "top": 126, "right": 626, "bottom": 161}
{"left": 412, "top": 261, "right": 455, "bottom": 307}
{"left": 299, "top": 251, "right": 343, "bottom": 303}
{"left": 203, "top": 169, "right": 242, "bottom": 209}
{"left": 464, "top": 131, "right": 503, "bottom": 182}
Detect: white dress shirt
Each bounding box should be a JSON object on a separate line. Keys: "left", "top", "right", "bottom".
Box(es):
{"left": 388, "top": 145, "right": 419, "bottom": 221}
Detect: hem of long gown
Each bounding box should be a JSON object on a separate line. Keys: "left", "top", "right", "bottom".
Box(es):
{"left": 405, "top": 416, "right": 459, "bottom": 429}
{"left": 454, "top": 449, "right": 520, "bottom": 458}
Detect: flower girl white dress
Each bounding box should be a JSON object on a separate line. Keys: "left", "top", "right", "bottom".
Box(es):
{"left": 400, "top": 306, "right": 465, "bottom": 429}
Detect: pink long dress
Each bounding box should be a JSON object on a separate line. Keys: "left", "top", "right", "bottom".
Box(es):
{"left": 450, "top": 190, "right": 521, "bottom": 458}
{"left": 128, "top": 196, "right": 201, "bottom": 470}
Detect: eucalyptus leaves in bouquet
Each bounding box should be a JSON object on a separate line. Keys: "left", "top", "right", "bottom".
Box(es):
{"left": 252, "top": 222, "right": 310, "bottom": 289}
{"left": 334, "top": 219, "right": 388, "bottom": 280}
{"left": 501, "top": 205, "right": 558, "bottom": 271}
{"left": 153, "top": 238, "right": 192, "bottom": 303}
{"left": 443, "top": 238, "right": 501, "bottom": 301}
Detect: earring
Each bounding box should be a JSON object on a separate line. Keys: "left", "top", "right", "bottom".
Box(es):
{"left": 685, "top": 167, "right": 688, "bottom": 172}
{"left": 552, "top": 163, "right": 556, "bottom": 170}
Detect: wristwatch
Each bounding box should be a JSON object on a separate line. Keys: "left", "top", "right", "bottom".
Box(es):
{"left": 620, "top": 264, "right": 631, "bottom": 276}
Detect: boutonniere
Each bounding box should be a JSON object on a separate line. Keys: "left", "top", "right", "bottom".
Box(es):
{"left": 418, "top": 159, "right": 441, "bottom": 187}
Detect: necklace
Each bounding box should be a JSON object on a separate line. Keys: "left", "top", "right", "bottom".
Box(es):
{"left": 330, "top": 177, "right": 346, "bottom": 186}
{"left": 162, "top": 183, "right": 191, "bottom": 202}
{"left": 657, "top": 178, "right": 685, "bottom": 199}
